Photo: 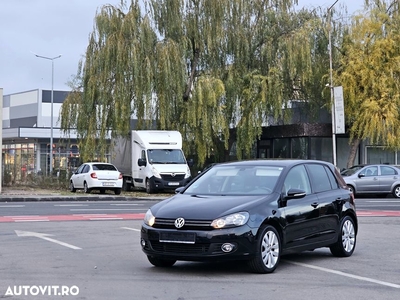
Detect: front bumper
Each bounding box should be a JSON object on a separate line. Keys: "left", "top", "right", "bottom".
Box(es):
{"left": 149, "top": 176, "right": 192, "bottom": 191}
{"left": 140, "top": 224, "right": 258, "bottom": 262}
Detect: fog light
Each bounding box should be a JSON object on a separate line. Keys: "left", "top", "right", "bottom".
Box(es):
{"left": 221, "top": 243, "right": 234, "bottom": 253}
{"left": 141, "top": 239, "right": 146, "bottom": 247}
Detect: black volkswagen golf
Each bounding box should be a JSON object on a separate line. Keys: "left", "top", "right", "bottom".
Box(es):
{"left": 140, "top": 159, "right": 357, "bottom": 273}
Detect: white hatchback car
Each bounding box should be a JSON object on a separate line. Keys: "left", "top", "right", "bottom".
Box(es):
{"left": 69, "top": 162, "right": 123, "bottom": 194}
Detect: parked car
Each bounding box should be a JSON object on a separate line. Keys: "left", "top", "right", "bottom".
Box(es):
{"left": 140, "top": 159, "right": 357, "bottom": 273}
{"left": 340, "top": 164, "right": 368, "bottom": 176}
{"left": 69, "top": 162, "right": 123, "bottom": 195}
{"left": 342, "top": 164, "right": 400, "bottom": 198}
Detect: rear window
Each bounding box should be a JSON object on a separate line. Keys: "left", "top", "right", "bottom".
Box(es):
{"left": 307, "top": 164, "right": 335, "bottom": 193}
{"left": 92, "top": 164, "right": 117, "bottom": 171}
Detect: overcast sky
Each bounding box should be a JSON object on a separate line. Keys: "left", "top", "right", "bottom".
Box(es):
{"left": 1, "top": 0, "right": 364, "bottom": 96}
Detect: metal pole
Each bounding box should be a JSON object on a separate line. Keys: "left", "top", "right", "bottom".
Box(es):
{"left": 328, "top": 0, "right": 339, "bottom": 167}
{"left": 34, "top": 54, "right": 61, "bottom": 175}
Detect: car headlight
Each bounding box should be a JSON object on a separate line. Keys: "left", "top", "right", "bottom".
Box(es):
{"left": 151, "top": 166, "right": 161, "bottom": 179}
{"left": 185, "top": 166, "right": 191, "bottom": 179}
{"left": 144, "top": 209, "right": 155, "bottom": 227}
{"left": 211, "top": 212, "right": 249, "bottom": 229}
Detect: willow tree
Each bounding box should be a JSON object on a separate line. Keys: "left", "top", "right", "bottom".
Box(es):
{"left": 336, "top": 0, "right": 400, "bottom": 167}
{"left": 60, "top": 0, "right": 327, "bottom": 166}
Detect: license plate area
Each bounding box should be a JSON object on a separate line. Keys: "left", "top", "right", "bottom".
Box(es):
{"left": 159, "top": 232, "right": 196, "bottom": 244}
{"left": 102, "top": 182, "right": 115, "bottom": 187}
{"left": 168, "top": 182, "right": 180, "bottom": 186}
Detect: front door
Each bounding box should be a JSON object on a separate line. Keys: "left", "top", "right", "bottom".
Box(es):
{"left": 282, "top": 165, "right": 321, "bottom": 249}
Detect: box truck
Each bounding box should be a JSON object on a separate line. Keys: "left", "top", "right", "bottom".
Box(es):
{"left": 111, "top": 130, "right": 193, "bottom": 193}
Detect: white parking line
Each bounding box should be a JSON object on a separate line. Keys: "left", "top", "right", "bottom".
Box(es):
{"left": 54, "top": 204, "right": 89, "bottom": 207}
{"left": 70, "top": 208, "right": 140, "bottom": 211}
{"left": 121, "top": 227, "right": 140, "bottom": 232}
{"left": 0, "top": 205, "right": 25, "bottom": 207}
{"left": 360, "top": 204, "right": 400, "bottom": 207}
{"left": 286, "top": 261, "right": 400, "bottom": 289}
{"left": 367, "top": 200, "right": 400, "bottom": 202}
{"left": 110, "top": 204, "right": 141, "bottom": 206}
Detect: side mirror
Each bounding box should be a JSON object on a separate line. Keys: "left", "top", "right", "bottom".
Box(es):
{"left": 285, "top": 188, "right": 306, "bottom": 200}
{"left": 138, "top": 158, "right": 147, "bottom": 167}
{"left": 175, "top": 187, "right": 185, "bottom": 194}
{"left": 358, "top": 173, "right": 365, "bottom": 178}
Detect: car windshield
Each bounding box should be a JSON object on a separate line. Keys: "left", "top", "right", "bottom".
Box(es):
{"left": 147, "top": 149, "right": 186, "bottom": 164}
{"left": 184, "top": 165, "right": 283, "bottom": 195}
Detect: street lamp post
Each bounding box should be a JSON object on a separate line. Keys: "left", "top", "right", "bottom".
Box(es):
{"left": 35, "top": 54, "right": 62, "bottom": 175}
{"left": 328, "top": 0, "right": 339, "bottom": 167}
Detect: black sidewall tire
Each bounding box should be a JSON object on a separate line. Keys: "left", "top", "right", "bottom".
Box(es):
{"left": 147, "top": 256, "right": 176, "bottom": 267}
{"left": 69, "top": 182, "right": 76, "bottom": 193}
{"left": 330, "top": 215, "right": 356, "bottom": 257}
{"left": 84, "top": 182, "right": 91, "bottom": 194}
{"left": 393, "top": 185, "right": 400, "bottom": 198}
{"left": 146, "top": 179, "right": 154, "bottom": 194}
{"left": 248, "top": 225, "right": 281, "bottom": 274}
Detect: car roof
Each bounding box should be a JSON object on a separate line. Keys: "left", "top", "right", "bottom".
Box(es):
{"left": 213, "top": 159, "right": 334, "bottom": 168}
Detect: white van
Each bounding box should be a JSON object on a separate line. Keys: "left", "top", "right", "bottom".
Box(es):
{"left": 111, "top": 130, "right": 193, "bottom": 193}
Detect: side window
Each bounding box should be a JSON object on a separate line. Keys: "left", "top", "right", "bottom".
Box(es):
{"left": 381, "top": 166, "right": 396, "bottom": 176}
{"left": 364, "top": 166, "right": 378, "bottom": 176}
{"left": 82, "top": 165, "right": 90, "bottom": 173}
{"left": 283, "top": 165, "right": 311, "bottom": 195}
{"left": 306, "top": 164, "right": 333, "bottom": 193}
{"left": 325, "top": 166, "right": 339, "bottom": 189}
{"left": 76, "top": 165, "right": 84, "bottom": 174}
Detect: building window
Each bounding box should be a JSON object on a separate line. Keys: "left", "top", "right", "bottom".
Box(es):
{"left": 310, "top": 137, "right": 332, "bottom": 163}
{"left": 273, "top": 138, "right": 290, "bottom": 158}
{"left": 291, "top": 137, "right": 308, "bottom": 159}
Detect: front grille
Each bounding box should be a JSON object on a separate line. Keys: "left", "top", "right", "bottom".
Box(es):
{"left": 150, "top": 241, "right": 210, "bottom": 254}
{"left": 161, "top": 174, "right": 185, "bottom": 182}
{"left": 154, "top": 218, "right": 213, "bottom": 230}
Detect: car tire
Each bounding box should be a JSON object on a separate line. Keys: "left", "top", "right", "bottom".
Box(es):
{"left": 84, "top": 182, "right": 91, "bottom": 194}
{"left": 392, "top": 185, "right": 400, "bottom": 198}
{"left": 147, "top": 256, "right": 176, "bottom": 267}
{"left": 69, "top": 181, "right": 76, "bottom": 193}
{"left": 347, "top": 184, "right": 355, "bottom": 195}
{"left": 122, "top": 179, "right": 131, "bottom": 191}
{"left": 248, "top": 225, "right": 281, "bottom": 274}
{"left": 330, "top": 215, "right": 356, "bottom": 257}
{"left": 146, "top": 179, "right": 154, "bottom": 194}
{"left": 114, "top": 188, "right": 122, "bottom": 195}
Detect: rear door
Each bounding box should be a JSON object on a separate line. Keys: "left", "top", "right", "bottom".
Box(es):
{"left": 379, "top": 165, "right": 400, "bottom": 193}
{"left": 306, "top": 163, "right": 347, "bottom": 242}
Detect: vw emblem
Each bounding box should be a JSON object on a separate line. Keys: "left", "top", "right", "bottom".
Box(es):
{"left": 175, "top": 217, "right": 185, "bottom": 228}
{"left": 171, "top": 173, "right": 176, "bottom": 177}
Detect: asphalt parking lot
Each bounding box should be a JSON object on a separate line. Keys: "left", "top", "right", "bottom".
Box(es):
{"left": 1, "top": 215, "right": 400, "bottom": 300}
